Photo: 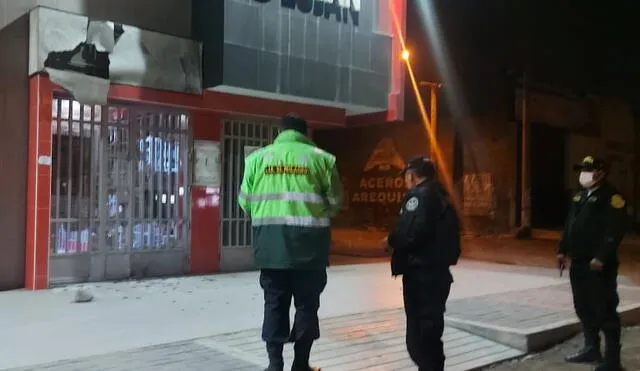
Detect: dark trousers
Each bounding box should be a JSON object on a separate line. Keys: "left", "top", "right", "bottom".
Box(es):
{"left": 402, "top": 270, "right": 452, "bottom": 371}
{"left": 569, "top": 262, "right": 621, "bottom": 358}
{"left": 260, "top": 269, "right": 328, "bottom": 344}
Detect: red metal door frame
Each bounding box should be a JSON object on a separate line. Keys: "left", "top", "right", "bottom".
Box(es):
{"left": 25, "top": 74, "right": 346, "bottom": 289}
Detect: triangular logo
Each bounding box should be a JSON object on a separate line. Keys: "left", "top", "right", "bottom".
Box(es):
{"left": 363, "top": 138, "right": 405, "bottom": 171}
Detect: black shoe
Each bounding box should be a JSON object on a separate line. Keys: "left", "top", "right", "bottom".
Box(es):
{"left": 291, "top": 362, "right": 320, "bottom": 371}
{"left": 564, "top": 347, "right": 602, "bottom": 363}
{"left": 265, "top": 342, "right": 284, "bottom": 371}
{"left": 594, "top": 361, "right": 623, "bottom": 371}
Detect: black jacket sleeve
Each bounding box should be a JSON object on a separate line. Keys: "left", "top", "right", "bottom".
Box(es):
{"left": 558, "top": 193, "right": 581, "bottom": 255}
{"left": 595, "top": 193, "right": 627, "bottom": 264}
{"left": 558, "top": 205, "right": 574, "bottom": 255}
{"left": 388, "top": 185, "right": 444, "bottom": 251}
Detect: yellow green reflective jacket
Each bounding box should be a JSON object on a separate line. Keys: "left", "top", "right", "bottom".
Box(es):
{"left": 238, "top": 130, "right": 342, "bottom": 269}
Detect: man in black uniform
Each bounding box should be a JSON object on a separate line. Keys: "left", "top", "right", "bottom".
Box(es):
{"left": 383, "top": 156, "right": 461, "bottom": 371}
{"left": 558, "top": 156, "right": 627, "bottom": 371}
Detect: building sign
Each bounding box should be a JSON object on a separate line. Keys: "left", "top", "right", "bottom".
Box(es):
{"left": 138, "top": 136, "right": 180, "bottom": 174}
{"left": 244, "top": 145, "right": 260, "bottom": 159}
{"left": 193, "top": 140, "right": 221, "bottom": 187}
{"left": 351, "top": 138, "right": 406, "bottom": 204}
{"left": 253, "top": 0, "right": 361, "bottom": 26}
{"left": 463, "top": 173, "right": 495, "bottom": 216}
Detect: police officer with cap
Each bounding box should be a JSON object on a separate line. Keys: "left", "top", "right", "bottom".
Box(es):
{"left": 383, "top": 156, "right": 461, "bottom": 371}
{"left": 558, "top": 155, "right": 627, "bottom": 371}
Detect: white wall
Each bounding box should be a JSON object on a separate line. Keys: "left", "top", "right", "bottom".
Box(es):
{"left": 30, "top": 8, "right": 202, "bottom": 95}
{"left": 0, "top": 0, "right": 191, "bottom": 37}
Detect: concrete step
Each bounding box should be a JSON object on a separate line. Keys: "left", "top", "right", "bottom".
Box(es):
{"left": 444, "top": 283, "right": 640, "bottom": 353}
{"left": 203, "top": 309, "right": 525, "bottom": 371}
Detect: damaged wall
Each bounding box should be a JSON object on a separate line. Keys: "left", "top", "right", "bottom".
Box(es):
{"left": 0, "top": 15, "right": 30, "bottom": 290}
{"left": 28, "top": 7, "right": 201, "bottom": 105}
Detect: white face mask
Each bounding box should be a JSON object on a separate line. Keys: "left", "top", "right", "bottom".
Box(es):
{"left": 579, "top": 171, "right": 596, "bottom": 189}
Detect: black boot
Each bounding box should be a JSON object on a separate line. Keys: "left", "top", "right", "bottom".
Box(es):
{"left": 595, "top": 330, "right": 623, "bottom": 371}
{"left": 594, "top": 356, "right": 623, "bottom": 371}
{"left": 291, "top": 340, "right": 320, "bottom": 371}
{"left": 265, "top": 342, "right": 284, "bottom": 371}
{"left": 565, "top": 330, "right": 602, "bottom": 363}
{"left": 565, "top": 346, "right": 602, "bottom": 363}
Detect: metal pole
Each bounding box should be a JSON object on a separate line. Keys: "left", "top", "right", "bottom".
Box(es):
{"left": 634, "top": 107, "right": 639, "bottom": 232}
{"left": 430, "top": 86, "right": 438, "bottom": 162}
{"left": 520, "top": 72, "right": 531, "bottom": 230}
{"left": 419, "top": 81, "right": 442, "bottom": 162}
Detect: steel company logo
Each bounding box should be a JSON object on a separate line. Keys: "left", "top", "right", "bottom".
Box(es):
{"left": 363, "top": 138, "right": 405, "bottom": 172}
{"left": 352, "top": 138, "right": 406, "bottom": 204}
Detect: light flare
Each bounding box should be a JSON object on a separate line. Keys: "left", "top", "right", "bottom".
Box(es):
{"left": 389, "top": 0, "right": 462, "bottom": 214}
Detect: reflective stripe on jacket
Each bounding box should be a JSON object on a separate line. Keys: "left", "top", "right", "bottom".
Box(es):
{"left": 238, "top": 130, "right": 343, "bottom": 269}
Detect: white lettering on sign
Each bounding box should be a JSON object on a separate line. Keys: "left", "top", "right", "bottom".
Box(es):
{"left": 38, "top": 155, "right": 52, "bottom": 166}
{"left": 254, "top": 0, "right": 360, "bottom": 26}
{"left": 351, "top": 176, "right": 406, "bottom": 204}
{"left": 317, "top": 0, "right": 360, "bottom": 12}
{"left": 138, "top": 136, "right": 180, "bottom": 174}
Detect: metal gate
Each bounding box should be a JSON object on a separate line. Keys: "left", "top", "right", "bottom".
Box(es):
{"left": 49, "top": 97, "right": 191, "bottom": 284}
{"left": 220, "top": 118, "right": 279, "bottom": 270}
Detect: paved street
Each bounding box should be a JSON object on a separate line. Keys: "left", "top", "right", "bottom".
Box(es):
{"left": 0, "top": 261, "right": 593, "bottom": 370}
{"left": 331, "top": 228, "right": 640, "bottom": 284}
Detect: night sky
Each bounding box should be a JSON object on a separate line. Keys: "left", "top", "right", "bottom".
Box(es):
{"left": 405, "top": 0, "right": 640, "bottom": 118}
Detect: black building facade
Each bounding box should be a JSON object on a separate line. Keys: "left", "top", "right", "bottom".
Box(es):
{"left": 193, "top": 0, "right": 398, "bottom": 114}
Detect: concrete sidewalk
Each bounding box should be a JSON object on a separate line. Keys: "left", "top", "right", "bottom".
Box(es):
{"left": 0, "top": 261, "right": 564, "bottom": 370}
{"left": 8, "top": 310, "right": 523, "bottom": 371}
{"left": 16, "top": 284, "right": 640, "bottom": 371}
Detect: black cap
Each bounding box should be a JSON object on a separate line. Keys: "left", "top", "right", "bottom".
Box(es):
{"left": 281, "top": 113, "right": 308, "bottom": 135}
{"left": 573, "top": 155, "right": 608, "bottom": 172}
{"left": 401, "top": 156, "right": 436, "bottom": 178}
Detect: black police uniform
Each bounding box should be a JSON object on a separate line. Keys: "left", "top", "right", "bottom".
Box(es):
{"left": 559, "top": 156, "right": 627, "bottom": 371}
{"left": 387, "top": 158, "right": 460, "bottom": 371}
{"left": 261, "top": 270, "right": 326, "bottom": 371}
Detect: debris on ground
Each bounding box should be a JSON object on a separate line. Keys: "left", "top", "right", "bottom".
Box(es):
{"left": 73, "top": 288, "right": 94, "bottom": 303}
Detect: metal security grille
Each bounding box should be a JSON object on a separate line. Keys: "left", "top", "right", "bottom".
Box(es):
{"left": 221, "top": 118, "right": 279, "bottom": 250}
{"left": 50, "top": 97, "right": 191, "bottom": 284}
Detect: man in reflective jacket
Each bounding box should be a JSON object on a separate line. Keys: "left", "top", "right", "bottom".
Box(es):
{"left": 238, "top": 114, "right": 342, "bottom": 371}
{"left": 384, "top": 156, "right": 460, "bottom": 371}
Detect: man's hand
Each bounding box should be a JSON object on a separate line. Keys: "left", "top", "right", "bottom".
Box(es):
{"left": 590, "top": 258, "right": 604, "bottom": 271}
{"left": 382, "top": 236, "right": 392, "bottom": 254}
{"left": 557, "top": 254, "right": 568, "bottom": 276}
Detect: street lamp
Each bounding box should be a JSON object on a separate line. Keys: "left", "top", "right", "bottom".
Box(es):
{"left": 419, "top": 81, "right": 443, "bottom": 163}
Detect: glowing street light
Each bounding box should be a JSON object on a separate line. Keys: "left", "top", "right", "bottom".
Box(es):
{"left": 401, "top": 49, "right": 410, "bottom": 61}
